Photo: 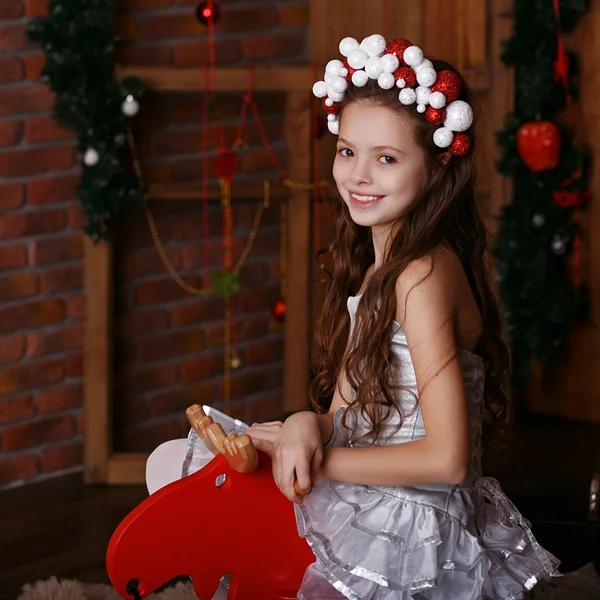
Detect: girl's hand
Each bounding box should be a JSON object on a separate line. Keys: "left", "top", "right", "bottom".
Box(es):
{"left": 246, "top": 421, "right": 283, "bottom": 457}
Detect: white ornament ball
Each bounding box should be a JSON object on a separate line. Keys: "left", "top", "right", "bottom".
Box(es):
{"left": 352, "top": 70, "right": 369, "bottom": 87}
{"left": 429, "top": 91, "right": 447, "bottom": 109}
{"left": 312, "top": 81, "right": 328, "bottom": 98}
{"left": 365, "top": 56, "right": 383, "bottom": 79}
{"left": 433, "top": 127, "right": 454, "bottom": 148}
{"left": 415, "top": 58, "right": 433, "bottom": 72}
{"left": 417, "top": 104, "right": 427, "bottom": 113}
{"left": 339, "top": 37, "right": 359, "bottom": 57}
{"left": 396, "top": 78, "right": 407, "bottom": 89}
{"left": 347, "top": 48, "right": 369, "bottom": 69}
{"left": 415, "top": 86, "right": 432, "bottom": 106}
{"left": 399, "top": 88, "right": 417, "bottom": 105}
{"left": 378, "top": 71, "right": 395, "bottom": 90}
{"left": 403, "top": 45, "right": 424, "bottom": 67}
{"left": 532, "top": 214, "right": 545, "bottom": 227}
{"left": 326, "top": 85, "right": 345, "bottom": 103}
{"left": 324, "top": 73, "right": 332, "bottom": 83}
{"left": 83, "top": 147, "right": 99, "bottom": 167}
{"left": 380, "top": 54, "right": 400, "bottom": 73}
{"left": 326, "top": 59, "right": 347, "bottom": 77}
{"left": 327, "top": 114, "right": 337, "bottom": 122}
{"left": 416, "top": 66, "right": 437, "bottom": 87}
{"left": 330, "top": 76, "right": 348, "bottom": 94}
{"left": 122, "top": 94, "right": 139, "bottom": 117}
{"left": 328, "top": 119, "right": 340, "bottom": 135}
{"left": 444, "top": 100, "right": 474, "bottom": 132}
{"left": 325, "top": 98, "right": 334, "bottom": 107}
{"left": 551, "top": 236, "right": 566, "bottom": 255}
{"left": 362, "top": 34, "right": 386, "bottom": 57}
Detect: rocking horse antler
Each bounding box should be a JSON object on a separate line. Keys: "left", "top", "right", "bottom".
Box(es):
{"left": 186, "top": 404, "right": 311, "bottom": 495}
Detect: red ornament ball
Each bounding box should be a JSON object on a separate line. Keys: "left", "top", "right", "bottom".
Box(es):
{"left": 322, "top": 98, "right": 340, "bottom": 116}
{"left": 431, "top": 70, "right": 461, "bottom": 102}
{"left": 516, "top": 121, "right": 561, "bottom": 171}
{"left": 449, "top": 133, "right": 472, "bottom": 156}
{"left": 425, "top": 106, "right": 446, "bottom": 125}
{"left": 195, "top": 1, "right": 221, "bottom": 26}
{"left": 272, "top": 299, "right": 286, "bottom": 322}
{"left": 343, "top": 57, "right": 357, "bottom": 81}
{"left": 393, "top": 66, "right": 417, "bottom": 89}
{"left": 385, "top": 38, "right": 412, "bottom": 65}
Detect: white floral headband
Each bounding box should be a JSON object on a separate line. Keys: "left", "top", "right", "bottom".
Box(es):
{"left": 312, "top": 35, "right": 474, "bottom": 156}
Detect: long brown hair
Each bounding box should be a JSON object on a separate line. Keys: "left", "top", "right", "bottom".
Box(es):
{"left": 310, "top": 59, "right": 511, "bottom": 445}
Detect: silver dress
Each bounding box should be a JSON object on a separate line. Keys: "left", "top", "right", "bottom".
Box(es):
{"left": 295, "top": 295, "right": 559, "bottom": 600}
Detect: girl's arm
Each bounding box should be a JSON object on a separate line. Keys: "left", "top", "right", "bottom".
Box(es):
{"left": 319, "top": 252, "right": 472, "bottom": 487}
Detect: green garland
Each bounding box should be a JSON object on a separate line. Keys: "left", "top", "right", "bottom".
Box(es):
{"left": 26, "top": 0, "right": 145, "bottom": 241}
{"left": 493, "top": 0, "right": 589, "bottom": 383}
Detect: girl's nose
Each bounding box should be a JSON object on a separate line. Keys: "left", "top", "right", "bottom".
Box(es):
{"left": 350, "top": 161, "right": 372, "bottom": 185}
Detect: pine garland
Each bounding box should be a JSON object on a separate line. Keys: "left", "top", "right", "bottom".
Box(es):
{"left": 493, "top": 0, "right": 589, "bottom": 383}
{"left": 26, "top": 0, "right": 145, "bottom": 241}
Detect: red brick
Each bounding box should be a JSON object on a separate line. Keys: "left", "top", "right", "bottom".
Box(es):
{"left": 227, "top": 365, "right": 283, "bottom": 399}
{"left": 141, "top": 14, "right": 206, "bottom": 39}
{"left": 0, "top": 271, "right": 38, "bottom": 301}
{"left": 0, "top": 357, "right": 64, "bottom": 396}
{"left": 241, "top": 31, "right": 305, "bottom": 61}
{"left": 116, "top": 15, "right": 139, "bottom": 42}
{"left": 116, "top": 420, "right": 182, "bottom": 454}
{"left": 137, "top": 330, "right": 205, "bottom": 363}
{"left": 0, "top": 333, "right": 25, "bottom": 364}
{"left": 116, "top": 308, "right": 169, "bottom": 337}
{"left": 243, "top": 338, "right": 284, "bottom": 366}
{"left": 246, "top": 390, "right": 284, "bottom": 422}
{"left": 147, "top": 381, "right": 215, "bottom": 418}
{"left": 0, "top": 0, "right": 23, "bottom": 19}
{"left": 121, "top": 0, "right": 170, "bottom": 8}
{"left": 135, "top": 275, "right": 203, "bottom": 305}
{"left": 25, "top": 116, "right": 75, "bottom": 144}
{"left": 2, "top": 414, "right": 75, "bottom": 451}
{"left": 170, "top": 296, "right": 225, "bottom": 327}
{"left": 29, "top": 233, "right": 83, "bottom": 265}
{"left": 242, "top": 143, "right": 286, "bottom": 172}
{"left": 0, "top": 120, "right": 23, "bottom": 148}
{"left": 0, "top": 299, "right": 64, "bottom": 334}
{"left": 0, "top": 23, "right": 30, "bottom": 51}
{"left": 76, "top": 408, "right": 84, "bottom": 434}
{"left": 181, "top": 351, "right": 224, "bottom": 382}
{"left": 218, "top": 6, "right": 279, "bottom": 33}
{"left": 40, "top": 441, "right": 82, "bottom": 473}
{"left": 23, "top": 52, "right": 44, "bottom": 80}
{"left": 38, "top": 382, "right": 83, "bottom": 414}
{"left": 0, "top": 208, "right": 66, "bottom": 240}
{"left": 278, "top": 3, "right": 309, "bottom": 27}
{"left": 114, "top": 44, "right": 171, "bottom": 66}
{"left": 142, "top": 128, "right": 204, "bottom": 157}
{"left": 67, "top": 204, "right": 84, "bottom": 229}
{"left": 238, "top": 260, "right": 269, "bottom": 287}
{"left": 237, "top": 285, "right": 280, "bottom": 314}
{"left": 0, "top": 146, "right": 73, "bottom": 178}
{"left": 0, "top": 56, "right": 23, "bottom": 83}
{"left": 114, "top": 395, "right": 149, "bottom": 427}
{"left": 172, "top": 38, "right": 241, "bottom": 66}
{"left": 117, "top": 247, "right": 180, "bottom": 279}
{"left": 26, "top": 323, "right": 84, "bottom": 357}
{"left": 65, "top": 294, "right": 84, "bottom": 319}
{"left": 65, "top": 352, "right": 82, "bottom": 377}
{"left": 180, "top": 240, "right": 222, "bottom": 270}
{"left": 0, "top": 84, "right": 54, "bottom": 115}
{"left": 24, "top": 0, "right": 49, "bottom": 17}
{"left": 238, "top": 314, "right": 270, "bottom": 339}
{"left": 0, "top": 182, "right": 25, "bottom": 211}
{"left": 118, "top": 362, "right": 179, "bottom": 396}
{"left": 0, "top": 394, "right": 34, "bottom": 424}
{"left": 0, "top": 454, "right": 38, "bottom": 485}
{"left": 0, "top": 243, "right": 27, "bottom": 270}
{"left": 39, "top": 263, "right": 83, "bottom": 293}
{"left": 27, "top": 174, "right": 78, "bottom": 205}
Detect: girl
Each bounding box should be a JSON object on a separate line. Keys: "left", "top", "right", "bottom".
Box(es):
{"left": 247, "top": 34, "right": 560, "bottom": 599}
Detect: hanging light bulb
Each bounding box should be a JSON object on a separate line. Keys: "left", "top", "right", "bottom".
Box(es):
{"left": 195, "top": 1, "right": 221, "bottom": 26}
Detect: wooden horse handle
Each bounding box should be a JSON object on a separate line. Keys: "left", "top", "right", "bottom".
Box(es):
{"left": 185, "top": 404, "right": 311, "bottom": 496}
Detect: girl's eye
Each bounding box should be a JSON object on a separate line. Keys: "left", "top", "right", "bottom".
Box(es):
{"left": 379, "top": 155, "right": 396, "bottom": 165}
{"left": 338, "top": 148, "right": 353, "bottom": 157}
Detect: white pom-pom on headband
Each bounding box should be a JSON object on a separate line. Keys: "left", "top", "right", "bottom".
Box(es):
{"left": 312, "top": 34, "right": 474, "bottom": 156}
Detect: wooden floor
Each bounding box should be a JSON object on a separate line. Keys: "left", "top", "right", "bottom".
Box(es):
{"left": 1, "top": 412, "right": 599, "bottom": 600}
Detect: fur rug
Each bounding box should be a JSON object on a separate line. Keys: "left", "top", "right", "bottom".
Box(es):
{"left": 17, "top": 578, "right": 199, "bottom": 600}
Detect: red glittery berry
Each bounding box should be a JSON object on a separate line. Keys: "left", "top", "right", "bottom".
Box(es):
{"left": 343, "top": 57, "right": 357, "bottom": 82}
{"left": 431, "top": 70, "right": 461, "bottom": 102}
{"left": 425, "top": 106, "right": 446, "bottom": 125}
{"left": 449, "top": 133, "right": 472, "bottom": 156}
{"left": 385, "top": 38, "right": 412, "bottom": 65}
{"left": 393, "top": 66, "right": 417, "bottom": 89}
{"left": 322, "top": 98, "right": 340, "bottom": 116}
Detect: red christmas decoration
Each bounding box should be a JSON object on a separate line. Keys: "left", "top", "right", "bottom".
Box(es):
{"left": 195, "top": 1, "right": 221, "bottom": 26}
{"left": 212, "top": 150, "right": 239, "bottom": 182}
{"left": 272, "top": 299, "right": 286, "bottom": 322}
{"left": 431, "top": 70, "right": 461, "bottom": 102}
{"left": 343, "top": 58, "right": 357, "bottom": 82}
{"left": 322, "top": 98, "right": 340, "bottom": 116}
{"left": 385, "top": 38, "right": 412, "bottom": 65}
{"left": 516, "top": 121, "right": 561, "bottom": 172}
{"left": 393, "top": 66, "right": 417, "bottom": 89}
{"left": 553, "top": 189, "right": 588, "bottom": 208}
{"left": 425, "top": 106, "right": 446, "bottom": 125}
{"left": 449, "top": 133, "right": 472, "bottom": 156}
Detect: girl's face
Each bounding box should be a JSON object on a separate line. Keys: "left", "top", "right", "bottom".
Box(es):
{"left": 333, "top": 101, "right": 429, "bottom": 235}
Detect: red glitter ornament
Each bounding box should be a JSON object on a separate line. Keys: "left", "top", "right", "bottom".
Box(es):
{"left": 516, "top": 121, "right": 561, "bottom": 171}
{"left": 393, "top": 66, "right": 416, "bottom": 89}
{"left": 385, "top": 38, "right": 412, "bottom": 65}
{"left": 322, "top": 98, "right": 340, "bottom": 116}
{"left": 431, "top": 70, "right": 461, "bottom": 102}
{"left": 272, "top": 299, "right": 286, "bottom": 322}
{"left": 449, "top": 133, "right": 472, "bottom": 156}
{"left": 343, "top": 58, "right": 357, "bottom": 82}
{"left": 425, "top": 106, "right": 446, "bottom": 125}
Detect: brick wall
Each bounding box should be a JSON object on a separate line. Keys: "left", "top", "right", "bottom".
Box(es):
{"left": 0, "top": 0, "right": 309, "bottom": 488}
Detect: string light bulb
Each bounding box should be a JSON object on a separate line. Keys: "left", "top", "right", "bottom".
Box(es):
{"left": 195, "top": 1, "right": 221, "bottom": 26}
